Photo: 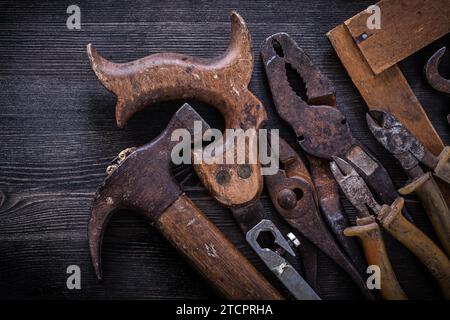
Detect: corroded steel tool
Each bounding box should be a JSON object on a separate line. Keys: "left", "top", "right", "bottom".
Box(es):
{"left": 88, "top": 104, "right": 282, "bottom": 299}
{"left": 261, "top": 32, "right": 407, "bottom": 267}
{"left": 367, "top": 110, "right": 450, "bottom": 256}
{"left": 246, "top": 219, "right": 320, "bottom": 300}
{"left": 331, "top": 157, "right": 450, "bottom": 299}
{"left": 425, "top": 47, "right": 450, "bottom": 123}
{"left": 265, "top": 137, "right": 373, "bottom": 299}
{"left": 87, "top": 12, "right": 315, "bottom": 298}
{"left": 261, "top": 33, "right": 408, "bottom": 210}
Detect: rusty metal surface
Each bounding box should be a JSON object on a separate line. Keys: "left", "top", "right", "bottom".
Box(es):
{"left": 246, "top": 219, "right": 320, "bottom": 300}
{"left": 331, "top": 157, "right": 382, "bottom": 218}
{"left": 332, "top": 158, "right": 450, "bottom": 298}
{"left": 293, "top": 234, "right": 319, "bottom": 292}
{"left": 367, "top": 110, "right": 450, "bottom": 256}
{"left": 425, "top": 47, "right": 450, "bottom": 124}
{"left": 230, "top": 196, "right": 319, "bottom": 298}
{"left": 230, "top": 199, "right": 267, "bottom": 234}
{"left": 265, "top": 137, "right": 373, "bottom": 299}
{"left": 307, "top": 156, "right": 366, "bottom": 274}
{"left": 261, "top": 32, "right": 407, "bottom": 210}
{"left": 425, "top": 47, "right": 450, "bottom": 94}
{"left": 88, "top": 104, "right": 209, "bottom": 279}
{"left": 261, "top": 32, "right": 367, "bottom": 273}
{"left": 367, "top": 110, "right": 439, "bottom": 179}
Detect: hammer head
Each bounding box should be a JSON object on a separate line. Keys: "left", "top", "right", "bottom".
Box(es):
{"left": 88, "top": 103, "right": 210, "bottom": 279}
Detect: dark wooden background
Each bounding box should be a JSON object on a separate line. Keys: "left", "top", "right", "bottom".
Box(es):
{"left": 0, "top": 0, "right": 449, "bottom": 299}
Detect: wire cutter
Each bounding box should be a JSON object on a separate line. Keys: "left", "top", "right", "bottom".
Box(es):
{"left": 331, "top": 157, "right": 450, "bottom": 299}
{"left": 367, "top": 109, "right": 450, "bottom": 256}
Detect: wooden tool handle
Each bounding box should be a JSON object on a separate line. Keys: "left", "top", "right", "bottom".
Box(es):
{"left": 399, "top": 172, "right": 450, "bottom": 256}
{"left": 155, "top": 194, "right": 283, "bottom": 300}
{"left": 434, "top": 146, "right": 450, "bottom": 184}
{"left": 344, "top": 216, "right": 406, "bottom": 300}
{"left": 87, "top": 12, "right": 266, "bottom": 208}
{"left": 379, "top": 198, "right": 450, "bottom": 299}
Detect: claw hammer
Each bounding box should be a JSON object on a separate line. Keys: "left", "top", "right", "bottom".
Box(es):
{"left": 87, "top": 11, "right": 315, "bottom": 297}
{"left": 88, "top": 104, "right": 282, "bottom": 299}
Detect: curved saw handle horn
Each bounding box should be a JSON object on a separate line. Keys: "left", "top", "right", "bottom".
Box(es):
{"left": 378, "top": 197, "right": 450, "bottom": 299}
{"left": 344, "top": 216, "right": 407, "bottom": 300}
{"left": 86, "top": 11, "right": 266, "bottom": 131}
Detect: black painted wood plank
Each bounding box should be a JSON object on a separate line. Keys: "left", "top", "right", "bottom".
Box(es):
{"left": 0, "top": 0, "right": 449, "bottom": 299}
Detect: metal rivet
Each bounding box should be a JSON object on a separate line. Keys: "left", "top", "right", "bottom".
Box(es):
{"left": 237, "top": 164, "right": 252, "bottom": 179}
{"left": 118, "top": 147, "right": 136, "bottom": 162}
{"left": 277, "top": 189, "right": 297, "bottom": 209}
{"left": 287, "top": 232, "right": 301, "bottom": 248}
{"left": 106, "top": 164, "right": 118, "bottom": 175}
{"left": 355, "top": 32, "right": 369, "bottom": 44}
{"left": 216, "top": 170, "right": 231, "bottom": 185}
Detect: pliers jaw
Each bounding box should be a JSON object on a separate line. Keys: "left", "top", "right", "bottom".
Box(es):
{"left": 261, "top": 33, "right": 354, "bottom": 160}
{"left": 366, "top": 110, "right": 438, "bottom": 173}
{"left": 330, "top": 157, "right": 381, "bottom": 217}
{"left": 261, "top": 33, "right": 336, "bottom": 107}
{"left": 262, "top": 33, "right": 410, "bottom": 220}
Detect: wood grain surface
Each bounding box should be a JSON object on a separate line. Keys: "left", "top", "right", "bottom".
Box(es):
{"left": 344, "top": 0, "right": 450, "bottom": 74}
{"left": 0, "top": 0, "right": 449, "bottom": 299}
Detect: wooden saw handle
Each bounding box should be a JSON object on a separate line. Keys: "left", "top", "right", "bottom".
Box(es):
{"left": 378, "top": 198, "right": 450, "bottom": 299}
{"left": 155, "top": 194, "right": 283, "bottom": 300}
{"left": 399, "top": 172, "right": 450, "bottom": 257}
{"left": 344, "top": 216, "right": 407, "bottom": 300}
{"left": 87, "top": 12, "right": 266, "bottom": 208}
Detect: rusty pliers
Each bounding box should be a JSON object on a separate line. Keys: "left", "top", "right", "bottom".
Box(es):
{"left": 261, "top": 33, "right": 406, "bottom": 212}
{"left": 331, "top": 158, "right": 450, "bottom": 299}
{"left": 367, "top": 110, "right": 450, "bottom": 256}
{"left": 425, "top": 47, "right": 450, "bottom": 123}
{"left": 265, "top": 137, "right": 373, "bottom": 299}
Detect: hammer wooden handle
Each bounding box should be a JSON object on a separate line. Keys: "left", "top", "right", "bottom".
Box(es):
{"left": 399, "top": 172, "right": 450, "bottom": 256}
{"left": 378, "top": 198, "right": 450, "bottom": 299}
{"left": 156, "top": 194, "right": 283, "bottom": 300}
{"left": 344, "top": 216, "right": 407, "bottom": 300}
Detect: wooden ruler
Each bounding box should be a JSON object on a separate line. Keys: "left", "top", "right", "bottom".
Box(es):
{"left": 343, "top": 0, "right": 450, "bottom": 74}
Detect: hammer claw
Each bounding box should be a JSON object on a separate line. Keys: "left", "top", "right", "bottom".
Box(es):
{"left": 89, "top": 192, "right": 118, "bottom": 280}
